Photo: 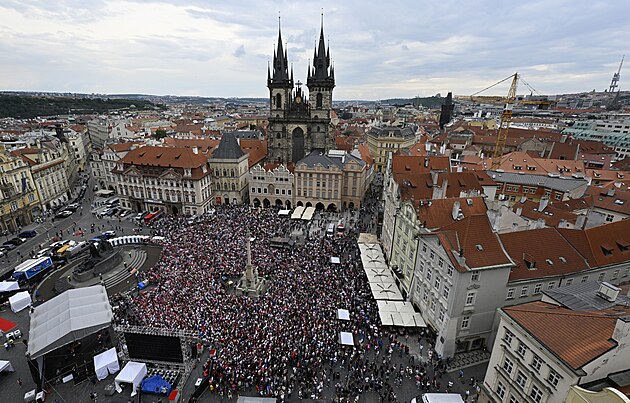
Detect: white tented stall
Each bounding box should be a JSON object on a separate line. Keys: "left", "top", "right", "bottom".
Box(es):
{"left": 115, "top": 361, "right": 147, "bottom": 396}
{"left": 0, "top": 281, "right": 20, "bottom": 292}
{"left": 339, "top": 332, "right": 354, "bottom": 346}
{"left": 9, "top": 291, "right": 31, "bottom": 313}
{"left": 291, "top": 206, "right": 305, "bottom": 220}
{"left": 93, "top": 347, "right": 120, "bottom": 381}
{"left": 0, "top": 360, "right": 14, "bottom": 373}
{"left": 337, "top": 309, "right": 350, "bottom": 321}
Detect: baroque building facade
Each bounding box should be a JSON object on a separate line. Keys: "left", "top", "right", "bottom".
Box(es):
{"left": 267, "top": 20, "right": 335, "bottom": 164}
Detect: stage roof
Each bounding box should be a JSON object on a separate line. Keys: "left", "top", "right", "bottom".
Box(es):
{"left": 28, "top": 285, "right": 113, "bottom": 359}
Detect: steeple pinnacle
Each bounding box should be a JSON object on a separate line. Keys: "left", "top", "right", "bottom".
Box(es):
{"left": 308, "top": 12, "right": 334, "bottom": 87}
{"left": 269, "top": 14, "right": 292, "bottom": 87}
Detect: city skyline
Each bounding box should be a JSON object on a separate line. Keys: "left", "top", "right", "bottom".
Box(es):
{"left": 0, "top": 0, "right": 628, "bottom": 100}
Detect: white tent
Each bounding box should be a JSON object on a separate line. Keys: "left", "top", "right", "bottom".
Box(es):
{"left": 0, "top": 281, "right": 20, "bottom": 293}
{"left": 28, "top": 285, "right": 113, "bottom": 360}
{"left": 301, "top": 206, "right": 316, "bottom": 221}
{"left": 291, "top": 206, "right": 305, "bottom": 220}
{"left": 9, "top": 291, "right": 31, "bottom": 313}
{"left": 278, "top": 209, "right": 290, "bottom": 217}
{"left": 330, "top": 257, "right": 341, "bottom": 264}
{"left": 115, "top": 361, "right": 147, "bottom": 396}
{"left": 337, "top": 309, "right": 350, "bottom": 321}
{"left": 339, "top": 331, "right": 354, "bottom": 346}
{"left": 93, "top": 347, "right": 120, "bottom": 381}
{"left": 0, "top": 360, "right": 14, "bottom": 373}
{"left": 369, "top": 283, "right": 403, "bottom": 301}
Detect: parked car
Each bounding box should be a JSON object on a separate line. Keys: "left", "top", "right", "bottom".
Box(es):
{"left": 18, "top": 229, "right": 37, "bottom": 238}
{"left": 55, "top": 210, "right": 73, "bottom": 219}
{"left": 101, "top": 230, "right": 116, "bottom": 239}
{"left": 73, "top": 230, "right": 86, "bottom": 236}
{"left": 35, "top": 247, "right": 52, "bottom": 258}
{"left": 118, "top": 210, "right": 131, "bottom": 218}
{"left": 8, "top": 237, "right": 27, "bottom": 245}
{"left": 2, "top": 241, "right": 17, "bottom": 250}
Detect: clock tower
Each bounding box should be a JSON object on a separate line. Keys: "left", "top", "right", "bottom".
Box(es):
{"left": 267, "top": 17, "right": 335, "bottom": 164}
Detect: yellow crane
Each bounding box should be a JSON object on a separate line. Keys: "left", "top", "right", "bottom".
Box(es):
{"left": 469, "top": 73, "right": 520, "bottom": 169}
{"left": 491, "top": 73, "right": 519, "bottom": 169}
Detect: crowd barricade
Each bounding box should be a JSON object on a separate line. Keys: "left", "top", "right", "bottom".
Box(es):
{"left": 109, "top": 235, "right": 151, "bottom": 246}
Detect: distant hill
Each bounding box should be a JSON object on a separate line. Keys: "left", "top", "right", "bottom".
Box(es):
{"left": 0, "top": 95, "right": 161, "bottom": 119}
{"left": 381, "top": 96, "right": 444, "bottom": 109}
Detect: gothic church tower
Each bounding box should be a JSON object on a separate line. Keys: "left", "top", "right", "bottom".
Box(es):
{"left": 267, "top": 18, "right": 335, "bottom": 164}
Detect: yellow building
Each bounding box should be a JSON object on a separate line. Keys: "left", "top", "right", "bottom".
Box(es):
{"left": 366, "top": 126, "right": 418, "bottom": 172}
{"left": 0, "top": 146, "right": 40, "bottom": 233}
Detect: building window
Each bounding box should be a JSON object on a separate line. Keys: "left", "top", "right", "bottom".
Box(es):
{"left": 465, "top": 291, "right": 476, "bottom": 306}
{"left": 530, "top": 384, "right": 543, "bottom": 403}
{"left": 547, "top": 369, "right": 560, "bottom": 388}
{"left": 502, "top": 357, "right": 514, "bottom": 375}
{"left": 547, "top": 281, "right": 556, "bottom": 290}
{"left": 582, "top": 275, "right": 589, "bottom": 283}
{"left": 442, "top": 285, "right": 450, "bottom": 300}
{"left": 508, "top": 395, "right": 519, "bottom": 403}
{"left": 503, "top": 329, "right": 515, "bottom": 346}
{"left": 496, "top": 381, "right": 506, "bottom": 399}
{"left": 438, "top": 258, "right": 444, "bottom": 267}
{"left": 612, "top": 270, "right": 619, "bottom": 280}
{"left": 598, "top": 273, "right": 605, "bottom": 282}
{"left": 533, "top": 283, "right": 542, "bottom": 295}
{"left": 422, "top": 243, "right": 427, "bottom": 253}
{"left": 471, "top": 272, "right": 480, "bottom": 282}
{"left": 461, "top": 315, "right": 470, "bottom": 329}
{"left": 426, "top": 268, "right": 432, "bottom": 281}
{"left": 520, "top": 286, "right": 529, "bottom": 298}
{"left": 531, "top": 354, "right": 543, "bottom": 372}
{"left": 606, "top": 214, "right": 614, "bottom": 222}
{"left": 565, "top": 278, "right": 573, "bottom": 286}
{"left": 434, "top": 277, "right": 441, "bottom": 290}
{"left": 516, "top": 341, "right": 527, "bottom": 358}
{"left": 447, "top": 266, "right": 453, "bottom": 277}
{"left": 516, "top": 371, "right": 528, "bottom": 389}
{"left": 430, "top": 251, "right": 435, "bottom": 260}
{"left": 507, "top": 288, "right": 515, "bottom": 300}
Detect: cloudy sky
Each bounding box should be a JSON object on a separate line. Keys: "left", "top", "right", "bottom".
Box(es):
{"left": 0, "top": 0, "right": 628, "bottom": 100}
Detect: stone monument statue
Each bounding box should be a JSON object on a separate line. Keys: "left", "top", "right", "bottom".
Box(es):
{"left": 237, "top": 233, "right": 266, "bottom": 297}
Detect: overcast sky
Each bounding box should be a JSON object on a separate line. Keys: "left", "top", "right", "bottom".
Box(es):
{"left": 0, "top": 0, "right": 628, "bottom": 100}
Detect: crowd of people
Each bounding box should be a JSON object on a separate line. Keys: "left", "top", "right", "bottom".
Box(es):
{"left": 111, "top": 201, "right": 469, "bottom": 402}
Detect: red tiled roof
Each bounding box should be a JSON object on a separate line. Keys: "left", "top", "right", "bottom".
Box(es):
{"left": 240, "top": 138, "right": 267, "bottom": 168}
{"left": 433, "top": 214, "right": 513, "bottom": 272}
{"left": 585, "top": 187, "right": 630, "bottom": 216}
{"left": 391, "top": 155, "right": 450, "bottom": 174}
{"left": 117, "top": 146, "right": 208, "bottom": 170}
{"left": 415, "top": 197, "right": 487, "bottom": 230}
{"left": 512, "top": 199, "right": 579, "bottom": 227}
{"left": 499, "top": 228, "right": 589, "bottom": 281}
{"left": 163, "top": 138, "right": 220, "bottom": 155}
{"left": 558, "top": 219, "right": 630, "bottom": 268}
{"left": 357, "top": 143, "right": 374, "bottom": 167}
{"left": 503, "top": 302, "right": 627, "bottom": 370}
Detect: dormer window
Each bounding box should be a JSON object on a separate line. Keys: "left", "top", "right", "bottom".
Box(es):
{"left": 184, "top": 168, "right": 191, "bottom": 177}
{"left": 601, "top": 244, "right": 614, "bottom": 256}
{"left": 117, "top": 163, "right": 123, "bottom": 170}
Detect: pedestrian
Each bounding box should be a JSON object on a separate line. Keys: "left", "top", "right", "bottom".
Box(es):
{"left": 17, "top": 377, "right": 23, "bottom": 387}
{"left": 459, "top": 369, "right": 464, "bottom": 378}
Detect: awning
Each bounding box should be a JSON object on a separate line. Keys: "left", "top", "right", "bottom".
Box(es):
{"left": 0, "top": 281, "right": 20, "bottom": 293}
{"left": 0, "top": 360, "right": 14, "bottom": 373}
{"left": 339, "top": 332, "right": 354, "bottom": 346}
{"left": 337, "top": 309, "right": 350, "bottom": 321}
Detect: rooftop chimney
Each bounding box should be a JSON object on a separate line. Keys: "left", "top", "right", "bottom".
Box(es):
{"left": 538, "top": 197, "right": 549, "bottom": 212}
{"left": 597, "top": 282, "right": 620, "bottom": 302}
{"left": 452, "top": 201, "right": 461, "bottom": 221}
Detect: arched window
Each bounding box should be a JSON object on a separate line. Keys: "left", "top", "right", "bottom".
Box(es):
{"left": 276, "top": 132, "right": 281, "bottom": 139}
{"left": 276, "top": 93, "right": 282, "bottom": 109}
{"left": 316, "top": 93, "right": 323, "bottom": 108}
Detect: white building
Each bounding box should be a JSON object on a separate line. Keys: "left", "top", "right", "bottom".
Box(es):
{"left": 481, "top": 282, "right": 630, "bottom": 403}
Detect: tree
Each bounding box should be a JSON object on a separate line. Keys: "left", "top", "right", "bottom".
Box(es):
{"left": 153, "top": 129, "right": 167, "bottom": 139}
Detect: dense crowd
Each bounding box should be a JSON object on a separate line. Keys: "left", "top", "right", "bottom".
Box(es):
{"left": 111, "top": 203, "right": 464, "bottom": 401}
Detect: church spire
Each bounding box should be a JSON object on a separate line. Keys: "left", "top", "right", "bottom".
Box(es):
{"left": 269, "top": 15, "right": 291, "bottom": 85}
{"left": 308, "top": 12, "right": 334, "bottom": 86}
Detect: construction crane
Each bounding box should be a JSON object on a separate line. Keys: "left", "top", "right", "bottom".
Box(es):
{"left": 609, "top": 55, "right": 624, "bottom": 93}
{"left": 491, "top": 73, "right": 519, "bottom": 169}
{"left": 469, "top": 73, "right": 520, "bottom": 169}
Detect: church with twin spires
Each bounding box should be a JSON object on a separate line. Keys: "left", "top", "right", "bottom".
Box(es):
{"left": 267, "top": 18, "right": 336, "bottom": 164}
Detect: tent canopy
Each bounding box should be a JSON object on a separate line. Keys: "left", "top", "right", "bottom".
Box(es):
{"left": 9, "top": 291, "right": 31, "bottom": 313}
{"left": 115, "top": 361, "right": 147, "bottom": 396}
{"left": 337, "top": 309, "right": 350, "bottom": 321}
{"left": 141, "top": 375, "right": 172, "bottom": 395}
{"left": 28, "top": 285, "right": 113, "bottom": 359}
{"left": 0, "top": 360, "right": 14, "bottom": 373}
{"left": 0, "top": 281, "right": 20, "bottom": 293}
{"left": 339, "top": 331, "right": 354, "bottom": 346}
{"left": 93, "top": 347, "right": 120, "bottom": 381}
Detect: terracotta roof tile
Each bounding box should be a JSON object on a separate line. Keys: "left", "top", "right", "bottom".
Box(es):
{"left": 558, "top": 219, "right": 630, "bottom": 268}
{"left": 415, "top": 197, "right": 487, "bottom": 230}
{"left": 499, "top": 228, "right": 590, "bottom": 281}
{"left": 117, "top": 146, "right": 208, "bottom": 170}
{"left": 433, "top": 215, "right": 513, "bottom": 272}
{"left": 391, "top": 155, "right": 450, "bottom": 174}
{"left": 512, "top": 199, "right": 579, "bottom": 227}
{"left": 503, "top": 301, "right": 627, "bottom": 370}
